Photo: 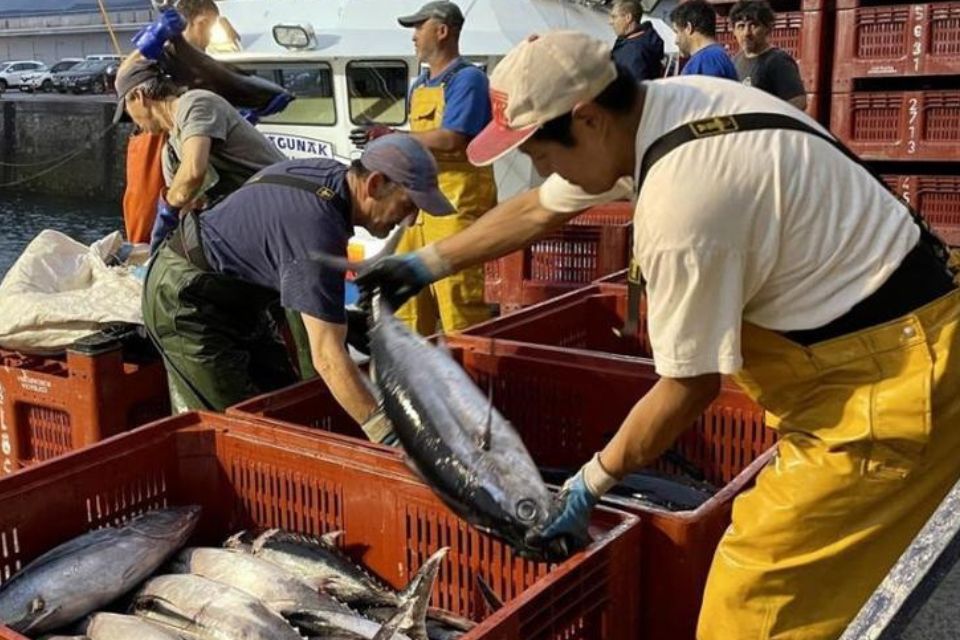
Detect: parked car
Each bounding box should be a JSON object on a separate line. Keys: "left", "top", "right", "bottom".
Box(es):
{"left": 85, "top": 54, "right": 123, "bottom": 62}
{"left": 0, "top": 60, "right": 46, "bottom": 92}
{"left": 59, "top": 59, "right": 119, "bottom": 95}
{"left": 20, "top": 58, "right": 83, "bottom": 93}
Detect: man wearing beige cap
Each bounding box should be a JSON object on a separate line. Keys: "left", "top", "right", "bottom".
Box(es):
{"left": 356, "top": 31, "right": 960, "bottom": 639}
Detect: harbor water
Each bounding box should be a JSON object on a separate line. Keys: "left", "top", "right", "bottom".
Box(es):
{"left": 0, "top": 191, "right": 121, "bottom": 279}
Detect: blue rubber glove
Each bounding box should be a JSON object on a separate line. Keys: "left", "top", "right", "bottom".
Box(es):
{"left": 238, "top": 108, "right": 259, "bottom": 125}
{"left": 527, "top": 453, "right": 619, "bottom": 558}
{"left": 133, "top": 9, "right": 186, "bottom": 60}
{"left": 354, "top": 251, "right": 441, "bottom": 312}
{"left": 259, "top": 93, "right": 295, "bottom": 117}
{"left": 534, "top": 471, "right": 599, "bottom": 551}
{"left": 149, "top": 197, "right": 180, "bottom": 254}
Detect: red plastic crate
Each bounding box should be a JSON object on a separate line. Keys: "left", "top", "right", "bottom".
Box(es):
{"left": 0, "top": 411, "right": 642, "bottom": 640}
{"left": 831, "top": 89, "right": 960, "bottom": 161}
{"left": 833, "top": 3, "right": 960, "bottom": 91}
{"left": 467, "top": 283, "right": 652, "bottom": 358}
{"left": 715, "top": 10, "right": 827, "bottom": 95}
{"left": 882, "top": 174, "right": 960, "bottom": 246}
{"left": 231, "top": 295, "right": 775, "bottom": 640}
{"left": 484, "top": 203, "right": 633, "bottom": 313}
{"left": 0, "top": 343, "right": 168, "bottom": 476}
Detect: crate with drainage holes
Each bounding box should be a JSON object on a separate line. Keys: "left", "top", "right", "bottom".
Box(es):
{"left": 882, "top": 172, "right": 960, "bottom": 246}
{"left": 0, "top": 323, "right": 169, "bottom": 476}
{"left": 483, "top": 202, "right": 634, "bottom": 314}
{"left": 230, "top": 287, "right": 777, "bottom": 640}
{"left": 0, "top": 411, "right": 642, "bottom": 640}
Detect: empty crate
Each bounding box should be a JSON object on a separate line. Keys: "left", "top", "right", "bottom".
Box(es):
{"left": 484, "top": 203, "right": 633, "bottom": 313}
{"left": 833, "top": 2, "right": 960, "bottom": 91}
{"left": 0, "top": 329, "right": 168, "bottom": 475}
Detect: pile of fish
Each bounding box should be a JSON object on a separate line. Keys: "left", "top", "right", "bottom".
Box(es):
{"left": 0, "top": 507, "right": 473, "bottom": 640}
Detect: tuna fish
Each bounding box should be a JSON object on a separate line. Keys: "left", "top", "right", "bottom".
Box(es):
{"left": 0, "top": 506, "right": 201, "bottom": 635}
{"left": 81, "top": 612, "right": 199, "bottom": 639}
{"left": 366, "top": 295, "right": 570, "bottom": 560}
{"left": 131, "top": 574, "right": 304, "bottom": 640}
{"left": 174, "top": 543, "right": 446, "bottom": 640}
{"left": 224, "top": 530, "right": 474, "bottom": 639}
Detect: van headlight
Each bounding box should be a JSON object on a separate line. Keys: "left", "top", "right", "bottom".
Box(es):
{"left": 273, "top": 24, "right": 315, "bottom": 50}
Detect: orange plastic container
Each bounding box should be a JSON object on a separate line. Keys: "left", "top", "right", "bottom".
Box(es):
{"left": 483, "top": 203, "right": 633, "bottom": 313}
{"left": 831, "top": 89, "right": 960, "bottom": 161}
{"left": 882, "top": 173, "right": 960, "bottom": 246}
{"left": 231, "top": 294, "right": 775, "bottom": 640}
{"left": 833, "top": 3, "right": 960, "bottom": 91}
{"left": 0, "top": 412, "right": 641, "bottom": 640}
{"left": 465, "top": 283, "right": 652, "bottom": 359}
{"left": 0, "top": 334, "right": 168, "bottom": 476}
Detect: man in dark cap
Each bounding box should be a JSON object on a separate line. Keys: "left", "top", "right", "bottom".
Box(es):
{"left": 352, "top": 1, "right": 496, "bottom": 336}
{"left": 142, "top": 134, "right": 452, "bottom": 443}
{"left": 114, "top": 57, "right": 286, "bottom": 252}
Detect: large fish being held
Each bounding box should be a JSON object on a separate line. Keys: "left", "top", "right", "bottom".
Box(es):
{"left": 0, "top": 506, "right": 201, "bottom": 635}
{"left": 366, "top": 295, "right": 574, "bottom": 560}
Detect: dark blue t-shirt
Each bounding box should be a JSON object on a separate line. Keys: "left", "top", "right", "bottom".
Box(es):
{"left": 410, "top": 58, "right": 491, "bottom": 137}
{"left": 681, "top": 43, "right": 738, "bottom": 80}
{"left": 199, "top": 159, "right": 351, "bottom": 323}
{"left": 612, "top": 23, "right": 665, "bottom": 81}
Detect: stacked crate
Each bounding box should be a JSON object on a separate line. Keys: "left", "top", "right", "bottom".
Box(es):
{"left": 830, "top": 0, "right": 960, "bottom": 243}
{"left": 710, "top": 0, "right": 835, "bottom": 124}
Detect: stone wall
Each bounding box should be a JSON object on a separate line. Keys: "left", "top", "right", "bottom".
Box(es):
{"left": 0, "top": 99, "right": 131, "bottom": 201}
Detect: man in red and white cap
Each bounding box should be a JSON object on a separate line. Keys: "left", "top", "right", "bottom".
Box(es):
{"left": 356, "top": 31, "right": 960, "bottom": 639}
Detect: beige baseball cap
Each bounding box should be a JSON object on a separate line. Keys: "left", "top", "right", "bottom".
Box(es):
{"left": 467, "top": 31, "right": 617, "bottom": 166}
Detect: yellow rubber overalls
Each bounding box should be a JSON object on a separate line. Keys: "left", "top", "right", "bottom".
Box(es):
{"left": 697, "top": 285, "right": 960, "bottom": 639}
{"left": 395, "top": 62, "right": 497, "bottom": 335}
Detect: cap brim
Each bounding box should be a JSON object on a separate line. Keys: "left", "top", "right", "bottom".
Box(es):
{"left": 398, "top": 13, "right": 428, "bottom": 27}
{"left": 112, "top": 97, "right": 127, "bottom": 124}
{"left": 466, "top": 120, "right": 539, "bottom": 167}
{"left": 409, "top": 186, "right": 456, "bottom": 216}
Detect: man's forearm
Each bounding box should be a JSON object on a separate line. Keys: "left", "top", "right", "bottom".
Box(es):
{"left": 434, "top": 189, "right": 582, "bottom": 272}
{"left": 312, "top": 348, "right": 379, "bottom": 425}
{"left": 599, "top": 374, "right": 721, "bottom": 477}
{"left": 408, "top": 128, "right": 469, "bottom": 154}
{"left": 166, "top": 174, "right": 206, "bottom": 208}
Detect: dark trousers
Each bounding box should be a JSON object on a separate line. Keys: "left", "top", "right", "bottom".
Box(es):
{"left": 142, "top": 243, "right": 297, "bottom": 412}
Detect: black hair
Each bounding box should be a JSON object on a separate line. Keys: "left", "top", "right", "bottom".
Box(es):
{"left": 349, "top": 159, "right": 370, "bottom": 177}
{"left": 531, "top": 64, "right": 640, "bottom": 148}
{"left": 137, "top": 75, "right": 182, "bottom": 100}
{"left": 728, "top": 0, "right": 776, "bottom": 29}
{"left": 669, "top": 0, "right": 719, "bottom": 37}
{"left": 177, "top": 0, "right": 219, "bottom": 21}
{"left": 613, "top": 0, "right": 644, "bottom": 24}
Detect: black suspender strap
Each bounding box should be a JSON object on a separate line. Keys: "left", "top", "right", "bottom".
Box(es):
{"left": 246, "top": 173, "right": 350, "bottom": 212}
{"left": 623, "top": 111, "right": 957, "bottom": 337}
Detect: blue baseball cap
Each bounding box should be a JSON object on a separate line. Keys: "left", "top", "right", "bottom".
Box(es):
{"left": 360, "top": 134, "right": 455, "bottom": 216}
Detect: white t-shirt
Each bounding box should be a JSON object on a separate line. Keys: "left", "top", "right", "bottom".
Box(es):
{"left": 539, "top": 76, "right": 918, "bottom": 378}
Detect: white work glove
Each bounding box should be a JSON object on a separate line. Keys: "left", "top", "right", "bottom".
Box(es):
{"left": 361, "top": 408, "right": 399, "bottom": 446}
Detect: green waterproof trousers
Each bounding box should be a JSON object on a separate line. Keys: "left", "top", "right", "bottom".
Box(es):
{"left": 142, "top": 241, "right": 298, "bottom": 413}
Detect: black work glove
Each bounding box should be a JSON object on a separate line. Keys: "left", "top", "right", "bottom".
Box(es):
{"left": 354, "top": 252, "right": 438, "bottom": 312}
{"left": 345, "top": 304, "right": 370, "bottom": 355}
{"left": 349, "top": 124, "right": 395, "bottom": 149}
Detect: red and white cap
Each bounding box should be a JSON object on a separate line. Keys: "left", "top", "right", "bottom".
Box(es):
{"left": 467, "top": 31, "right": 617, "bottom": 166}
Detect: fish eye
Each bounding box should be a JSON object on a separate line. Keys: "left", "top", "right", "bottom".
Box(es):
{"left": 516, "top": 499, "right": 539, "bottom": 523}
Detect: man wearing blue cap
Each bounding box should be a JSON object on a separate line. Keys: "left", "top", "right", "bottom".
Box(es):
{"left": 142, "top": 134, "right": 452, "bottom": 444}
